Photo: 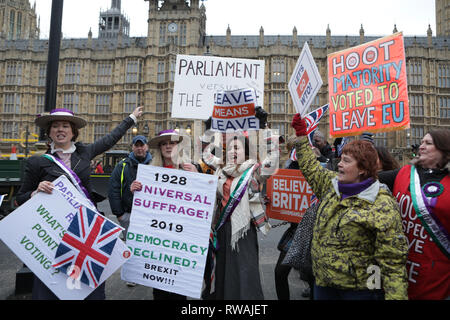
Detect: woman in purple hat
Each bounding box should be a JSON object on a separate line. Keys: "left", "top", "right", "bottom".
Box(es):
{"left": 16, "top": 106, "right": 143, "bottom": 300}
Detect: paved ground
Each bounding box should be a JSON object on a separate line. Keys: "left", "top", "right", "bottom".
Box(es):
{"left": 0, "top": 200, "right": 308, "bottom": 300}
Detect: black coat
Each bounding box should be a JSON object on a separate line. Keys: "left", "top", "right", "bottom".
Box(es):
{"left": 108, "top": 152, "right": 152, "bottom": 218}
{"left": 16, "top": 116, "right": 135, "bottom": 206}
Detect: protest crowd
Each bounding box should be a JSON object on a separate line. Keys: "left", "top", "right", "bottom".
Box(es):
{"left": 0, "top": 33, "right": 449, "bottom": 302}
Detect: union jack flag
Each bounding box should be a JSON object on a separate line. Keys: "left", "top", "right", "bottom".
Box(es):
{"left": 52, "top": 206, "right": 122, "bottom": 288}
{"left": 305, "top": 104, "right": 329, "bottom": 146}
{"left": 289, "top": 104, "right": 329, "bottom": 161}
{"left": 289, "top": 147, "right": 297, "bottom": 161}
{"left": 336, "top": 136, "right": 349, "bottom": 157}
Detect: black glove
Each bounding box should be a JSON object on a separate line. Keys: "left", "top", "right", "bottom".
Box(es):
{"left": 255, "top": 106, "right": 268, "bottom": 129}
{"left": 204, "top": 117, "right": 212, "bottom": 131}
{"left": 333, "top": 137, "right": 343, "bottom": 148}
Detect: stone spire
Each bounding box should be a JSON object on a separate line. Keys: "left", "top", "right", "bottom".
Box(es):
{"left": 359, "top": 24, "right": 365, "bottom": 44}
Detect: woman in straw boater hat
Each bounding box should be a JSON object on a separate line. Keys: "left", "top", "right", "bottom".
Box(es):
{"left": 129, "top": 129, "right": 197, "bottom": 300}
{"left": 16, "top": 106, "right": 143, "bottom": 300}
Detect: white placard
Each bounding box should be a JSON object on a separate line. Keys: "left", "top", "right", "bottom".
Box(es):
{"left": 172, "top": 54, "right": 265, "bottom": 120}
{"left": 0, "top": 175, "right": 130, "bottom": 300}
{"left": 288, "top": 42, "right": 323, "bottom": 116}
{"left": 211, "top": 88, "right": 259, "bottom": 132}
{"left": 121, "top": 165, "right": 218, "bottom": 299}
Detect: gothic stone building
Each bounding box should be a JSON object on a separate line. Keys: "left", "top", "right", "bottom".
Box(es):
{"left": 0, "top": 0, "right": 448, "bottom": 162}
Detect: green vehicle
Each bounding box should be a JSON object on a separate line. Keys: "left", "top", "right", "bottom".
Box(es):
{"left": 0, "top": 159, "right": 25, "bottom": 217}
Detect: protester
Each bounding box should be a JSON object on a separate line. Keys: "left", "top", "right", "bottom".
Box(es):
{"left": 129, "top": 129, "right": 197, "bottom": 300}
{"left": 312, "top": 130, "right": 334, "bottom": 164}
{"left": 94, "top": 160, "right": 104, "bottom": 173}
{"left": 358, "top": 132, "right": 400, "bottom": 172}
{"left": 16, "top": 106, "right": 143, "bottom": 300}
{"left": 90, "top": 160, "right": 97, "bottom": 173}
{"left": 108, "top": 135, "right": 152, "bottom": 287}
{"left": 274, "top": 135, "right": 299, "bottom": 300}
{"left": 195, "top": 132, "right": 217, "bottom": 175}
{"left": 108, "top": 135, "right": 152, "bottom": 236}
{"left": 202, "top": 131, "right": 275, "bottom": 300}
{"left": 291, "top": 113, "right": 408, "bottom": 300}
{"left": 375, "top": 146, "right": 400, "bottom": 172}
{"left": 378, "top": 129, "right": 450, "bottom": 300}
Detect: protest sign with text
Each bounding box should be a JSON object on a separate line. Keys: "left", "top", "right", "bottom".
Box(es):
{"left": 288, "top": 42, "right": 323, "bottom": 116}
{"left": 121, "top": 165, "right": 218, "bottom": 299}
{"left": 211, "top": 88, "right": 259, "bottom": 132}
{"left": 172, "top": 54, "right": 265, "bottom": 120}
{"left": 328, "top": 32, "right": 410, "bottom": 137}
{"left": 0, "top": 176, "right": 130, "bottom": 300}
{"left": 266, "top": 169, "right": 316, "bottom": 223}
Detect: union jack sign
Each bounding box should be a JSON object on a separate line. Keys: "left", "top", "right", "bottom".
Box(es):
{"left": 52, "top": 206, "right": 122, "bottom": 288}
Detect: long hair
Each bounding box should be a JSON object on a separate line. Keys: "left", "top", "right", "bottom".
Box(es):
{"left": 428, "top": 129, "right": 450, "bottom": 169}
{"left": 149, "top": 141, "right": 190, "bottom": 168}
{"left": 224, "top": 133, "right": 258, "bottom": 166}
{"left": 376, "top": 146, "right": 400, "bottom": 171}
{"left": 411, "top": 129, "right": 450, "bottom": 170}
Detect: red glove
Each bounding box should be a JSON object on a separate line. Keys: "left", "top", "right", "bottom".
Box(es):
{"left": 291, "top": 113, "right": 307, "bottom": 136}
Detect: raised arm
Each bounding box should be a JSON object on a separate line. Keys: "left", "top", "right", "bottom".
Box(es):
{"left": 88, "top": 106, "right": 143, "bottom": 158}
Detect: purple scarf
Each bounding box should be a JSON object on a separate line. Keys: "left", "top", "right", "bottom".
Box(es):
{"left": 338, "top": 178, "right": 375, "bottom": 200}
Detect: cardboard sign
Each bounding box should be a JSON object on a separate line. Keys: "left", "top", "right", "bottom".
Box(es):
{"left": 328, "top": 32, "right": 410, "bottom": 137}
{"left": 266, "top": 169, "right": 316, "bottom": 223}
{"left": 172, "top": 55, "right": 265, "bottom": 120}
{"left": 288, "top": 42, "right": 323, "bottom": 116}
{"left": 211, "top": 88, "right": 259, "bottom": 132}
{"left": 121, "top": 165, "right": 218, "bottom": 299}
{"left": 0, "top": 176, "right": 130, "bottom": 300}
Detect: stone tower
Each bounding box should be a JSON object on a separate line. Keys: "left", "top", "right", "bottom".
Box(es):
{"left": 0, "top": 0, "right": 39, "bottom": 40}
{"left": 99, "top": 0, "right": 130, "bottom": 38}
{"left": 145, "top": 0, "right": 206, "bottom": 48}
{"left": 435, "top": 0, "right": 450, "bottom": 36}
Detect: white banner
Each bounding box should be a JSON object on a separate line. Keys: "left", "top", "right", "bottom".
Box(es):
{"left": 211, "top": 88, "right": 259, "bottom": 132}
{"left": 121, "top": 165, "right": 218, "bottom": 299}
{"left": 288, "top": 42, "right": 323, "bottom": 116}
{"left": 172, "top": 54, "right": 265, "bottom": 120}
{"left": 0, "top": 175, "right": 130, "bottom": 300}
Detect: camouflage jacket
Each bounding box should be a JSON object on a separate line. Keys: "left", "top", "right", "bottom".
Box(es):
{"left": 295, "top": 137, "right": 408, "bottom": 300}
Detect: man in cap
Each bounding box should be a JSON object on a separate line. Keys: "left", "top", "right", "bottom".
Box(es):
{"left": 108, "top": 135, "right": 152, "bottom": 235}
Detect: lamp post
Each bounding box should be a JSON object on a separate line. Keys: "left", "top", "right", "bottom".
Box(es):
{"left": 143, "top": 123, "right": 149, "bottom": 136}
{"left": 132, "top": 126, "right": 138, "bottom": 135}
{"left": 132, "top": 122, "right": 149, "bottom": 136}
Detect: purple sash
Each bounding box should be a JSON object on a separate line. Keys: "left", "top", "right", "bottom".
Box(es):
{"left": 42, "top": 154, "right": 95, "bottom": 208}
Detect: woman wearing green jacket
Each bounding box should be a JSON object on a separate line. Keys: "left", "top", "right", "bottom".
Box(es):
{"left": 291, "top": 114, "right": 408, "bottom": 300}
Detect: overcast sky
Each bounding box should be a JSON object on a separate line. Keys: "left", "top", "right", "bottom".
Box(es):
{"left": 34, "top": 0, "right": 436, "bottom": 39}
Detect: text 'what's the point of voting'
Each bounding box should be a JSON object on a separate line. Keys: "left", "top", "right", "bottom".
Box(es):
{"left": 0, "top": 175, "right": 130, "bottom": 300}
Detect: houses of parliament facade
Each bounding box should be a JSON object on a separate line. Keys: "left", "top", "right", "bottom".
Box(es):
{"left": 0, "top": 0, "right": 448, "bottom": 162}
